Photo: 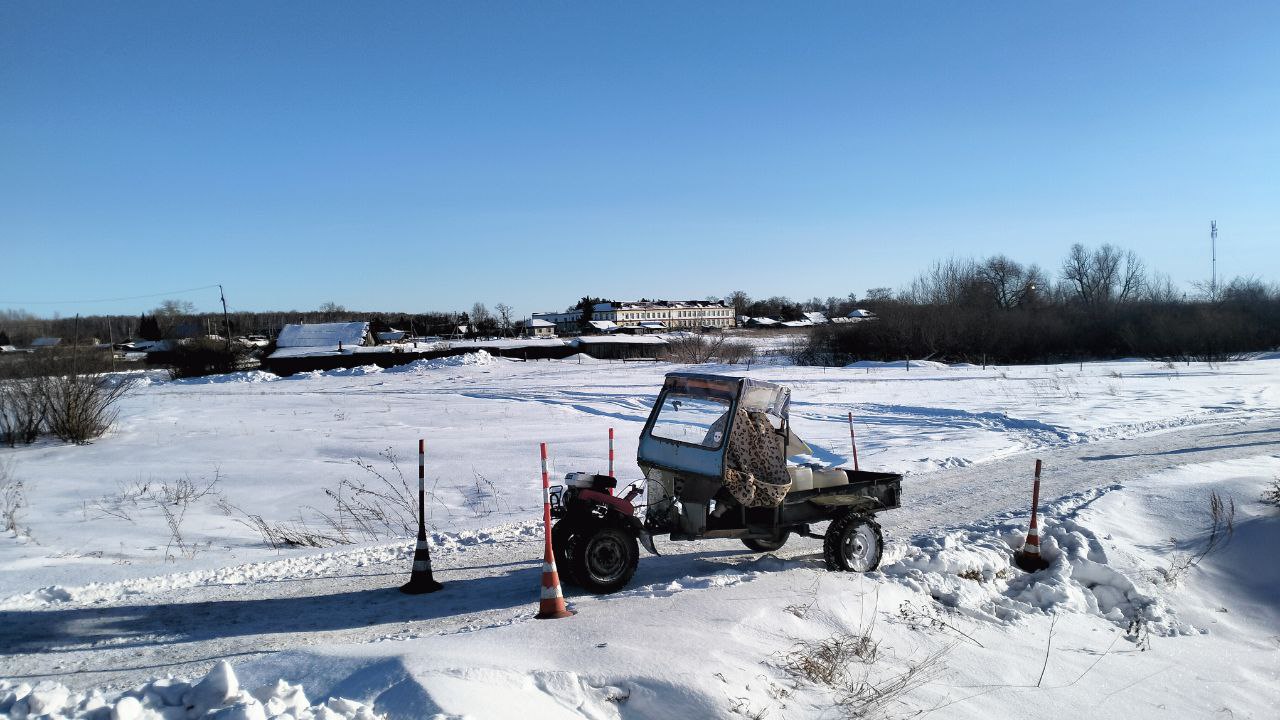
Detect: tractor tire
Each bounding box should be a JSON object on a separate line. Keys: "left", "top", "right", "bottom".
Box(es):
{"left": 823, "top": 514, "right": 883, "bottom": 572}
{"left": 570, "top": 524, "right": 639, "bottom": 594}
{"left": 742, "top": 531, "right": 791, "bottom": 553}
{"left": 551, "top": 520, "right": 580, "bottom": 585}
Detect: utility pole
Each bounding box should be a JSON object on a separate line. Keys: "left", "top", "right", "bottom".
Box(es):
{"left": 218, "top": 284, "right": 231, "bottom": 351}
{"left": 1210, "top": 221, "right": 1218, "bottom": 301}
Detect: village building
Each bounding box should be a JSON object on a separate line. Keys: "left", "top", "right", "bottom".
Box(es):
{"left": 516, "top": 318, "right": 557, "bottom": 338}
{"left": 268, "top": 322, "right": 370, "bottom": 358}
{"left": 533, "top": 300, "right": 736, "bottom": 334}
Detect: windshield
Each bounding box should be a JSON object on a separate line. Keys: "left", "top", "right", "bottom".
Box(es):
{"left": 649, "top": 392, "right": 732, "bottom": 448}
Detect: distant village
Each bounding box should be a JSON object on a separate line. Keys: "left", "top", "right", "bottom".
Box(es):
{"left": 0, "top": 297, "right": 877, "bottom": 376}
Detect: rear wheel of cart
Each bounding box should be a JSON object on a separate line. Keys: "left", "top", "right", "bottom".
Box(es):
{"left": 823, "top": 514, "right": 883, "bottom": 572}
{"left": 742, "top": 531, "right": 791, "bottom": 553}
{"left": 570, "top": 524, "right": 639, "bottom": 594}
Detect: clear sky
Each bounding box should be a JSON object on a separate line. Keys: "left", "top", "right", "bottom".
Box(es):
{"left": 2, "top": 1, "right": 1277, "bottom": 319}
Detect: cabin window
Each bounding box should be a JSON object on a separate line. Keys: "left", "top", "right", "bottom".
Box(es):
{"left": 649, "top": 393, "right": 731, "bottom": 448}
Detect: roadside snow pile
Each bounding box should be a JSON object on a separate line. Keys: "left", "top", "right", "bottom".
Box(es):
{"left": 845, "top": 359, "right": 950, "bottom": 370}
{"left": 0, "top": 661, "right": 381, "bottom": 720}
{"left": 385, "top": 350, "right": 496, "bottom": 374}
{"left": 306, "top": 365, "right": 385, "bottom": 378}
{"left": 0, "top": 522, "right": 543, "bottom": 611}
{"left": 171, "top": 370, "right": 281, "bottom": 385}
{"left": 879, "top": 484, "right": 1195, "bottom": 636}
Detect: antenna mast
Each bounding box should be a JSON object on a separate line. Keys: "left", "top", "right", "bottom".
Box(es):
{"left": 1210, "top": 221, "right": 1218, "bottom": 300}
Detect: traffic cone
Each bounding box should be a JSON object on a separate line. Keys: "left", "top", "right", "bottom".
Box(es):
{"left": 401, "top": 439, "right": 443, "bottom": 594}
{"left": 1015, "top": 459, "right": 1050, "bottom": 572}
{"left": 536, "top": 442, "right": 573, "bottom": 619}
{"left": 400, "top": 536, "right": 443, "bottom": 594}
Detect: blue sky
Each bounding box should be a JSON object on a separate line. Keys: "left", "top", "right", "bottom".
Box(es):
{"left": 2, "top": 1, "right": 1277, "bottom": 318}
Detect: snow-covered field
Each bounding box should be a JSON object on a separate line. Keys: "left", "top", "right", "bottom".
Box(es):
{"left": 2, "top": 354, "right": 1279, "bottom": 719}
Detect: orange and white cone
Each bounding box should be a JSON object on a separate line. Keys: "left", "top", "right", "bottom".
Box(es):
{"left": 1015, "top": 459, "right": 1049, "bottom": 572}
{"left": 536, "top": 443, "right": 573, "bottom": 619}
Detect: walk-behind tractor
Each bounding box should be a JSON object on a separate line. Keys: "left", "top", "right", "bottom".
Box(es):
{"left": 549, "top": 372, "right": 903, "bottom": 593}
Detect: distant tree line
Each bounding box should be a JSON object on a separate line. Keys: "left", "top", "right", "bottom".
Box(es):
{"left": 0, "top": 300, "right": 526, "bottom": 347}
{"left": 794, "top": 244, "right": 1280, "bottom": 365}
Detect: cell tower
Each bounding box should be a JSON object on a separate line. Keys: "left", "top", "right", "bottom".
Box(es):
{"left": 1210, "top": 220, "right": 1218, "bottom": 299}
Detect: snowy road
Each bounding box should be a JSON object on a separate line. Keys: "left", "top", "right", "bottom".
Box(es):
{"left": 5, "top": 412, "right": 1277, "bottom": 693}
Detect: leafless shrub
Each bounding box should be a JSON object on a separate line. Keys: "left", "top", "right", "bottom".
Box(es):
{"left": 317, "top": 447, "right": 440, "bottom": 541}
{"left": 462, "top": 469, "right": 505, "bottom": 518}
{"left": 782, "top": 633, "right": 880, "bottom": 686}
{"left": 896, "top": 601, "right": 985, "bottom": 648}
{"left": 840, "top": 644, "right": 952, "bottom": 719}
{"left": 665, "top": 334, "right": 756, "bottom": 365}
{"left": 780, "top": 622, "right": 952, "bottom": 719}
{"left": 224, "top": 448, "right": 451, "bottom": 550}
{"left": 1151, "top": 490, "right": 1235, "bottom": 586}
{"left": 0, "top": 378, "right": 47, "bottom": 446}
{"left": 1, "top": 459, "right": 24, "bottom": 533}
{"left": 42, "top": 372, "right": 135, "bottom": 444}
{"left": 151, "top": 473, "right": 222, "bottom": 560}
{"left": 1262, "top": 477, "right": 1280, "bottom": 509}
{"left": 1126, "top": 613, "right": 1151, "bottom": 651}
{"left": 84, "top": 480, "right": 153, "bottom": 522}
{"left": 167, "top": 338, "right": 257, "bottom": 379}
{"left": 229, "top": 508, "right": 345, "bottom": 549}
{"left": 84, "top": 473, "right": 221, "bottom": 559}
{"left": 727, "top": 698, "right": 770, "bottom": 719}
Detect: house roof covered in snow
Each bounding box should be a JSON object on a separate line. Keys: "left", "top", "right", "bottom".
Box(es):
{"left": 276, "top": 322, "right": 369, "bottom": 348}
{"left": 803, "top": 311, "right": 829, "bottom": 324}
{"left": 847, "top": 309, "right": 875, "bottom": 318}
{"left": 588, "top": 320, "right": 619, "bottom": 331}
{"left": 520, "top": 319, "right": 555, "bottom": 328}
{"left": 571, "top": 335, "right": 668, "bottom": 345}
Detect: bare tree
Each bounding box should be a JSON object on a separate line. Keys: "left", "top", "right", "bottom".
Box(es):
{"left": 908, "top": 258, "right": 981, "bottom": 305}
{"left": 494, "top": 303, "right": 514, "bottom": 336}
{"left": 978, "top": 255, "right": 1047, "bottom": 308}
{"left": 727, "top": 290, "right": 751, "bottom": 317}
{"left": 155, "top": 299, "right": 195, "bottom": 317}
{"left": 863, "top": 287, "right": 895, "bottom": 303}
{"left": 1060, "top": 244, "right": 1146, "bottom": 307}
{"left": 318, "top": 301, "right": 346, "bottom": 322}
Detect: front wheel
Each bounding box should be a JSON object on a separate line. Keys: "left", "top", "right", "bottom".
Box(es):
{"left": 824, "top": 514, "right": 883, "bottom": 572}
{"left": 743, "top": 531, "right": 791, "bottom": 553}
{"left": 570, "top": 525, "right": 639, "bottom": 594}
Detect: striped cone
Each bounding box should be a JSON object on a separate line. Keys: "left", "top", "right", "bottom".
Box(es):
{"left": 1015, "top": 459, "right": 1050, "bottom": 572}
{"left": 401, "top": 439, "right": 443, "bottom": 594}
{"left": 400, "top": 536, "right": 443, "bottom": 594}
{"left": 536, "top": 443, "right": 573, "bottom": 619}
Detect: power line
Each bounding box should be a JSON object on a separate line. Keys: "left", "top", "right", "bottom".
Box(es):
{"left": 0, "top": 284, "right": 222, "bottom": 306}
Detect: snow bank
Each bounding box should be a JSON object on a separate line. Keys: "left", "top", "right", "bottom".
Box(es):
{"left": 879, "top": 484, "right": 1195, "bottom": 636}
{"left": 384, "top": 350, "right": 496, "bottom": 373}
{"left": 0, "top": 661, "right": 380, "bottom": 720}
{"left": 844, "top": 359, "right": 950, "bottom": 370}
{"left": 170, "top": 370, "right": 281, "bottom": 385}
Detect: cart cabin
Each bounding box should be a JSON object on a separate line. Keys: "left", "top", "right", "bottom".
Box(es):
{"left": 638, "top": 373, "right": 791, "bottom": 482}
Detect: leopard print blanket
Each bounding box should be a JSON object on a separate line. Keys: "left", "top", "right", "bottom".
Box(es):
{"left": 723, "top": 408, "right": 792, "bottom": 507}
